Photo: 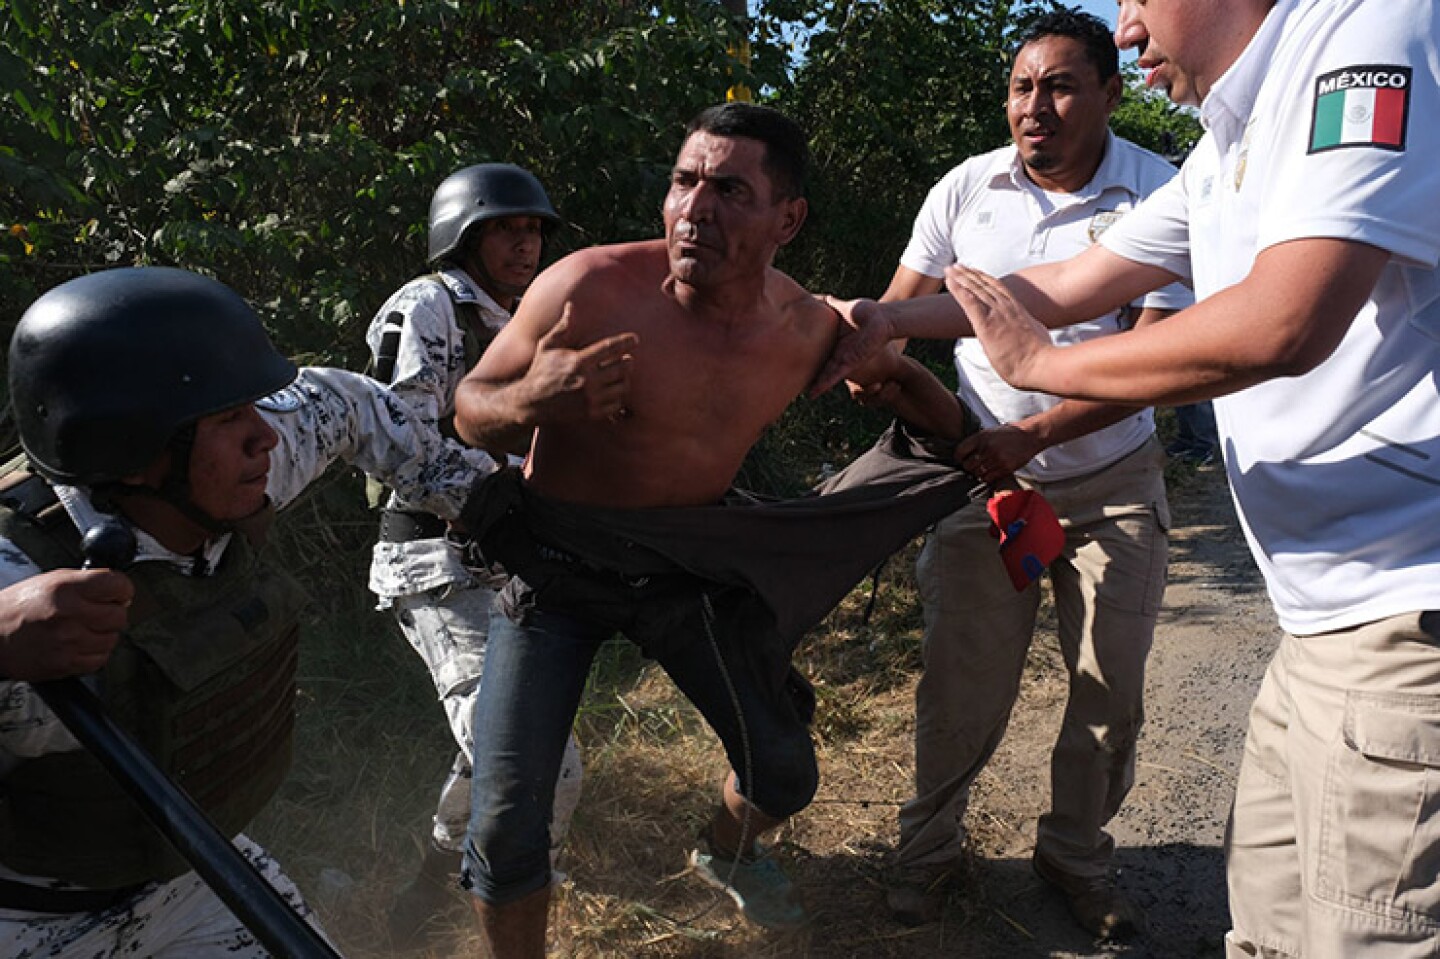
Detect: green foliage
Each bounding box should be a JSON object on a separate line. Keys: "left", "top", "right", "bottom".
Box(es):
{"left": 1, "top": 0, "right": 776, "bottom": 369}
{"left": 1111, "top": 64, "right": 1204, "bottom": 160}
{"left": 761, "top": 0, "right": 1054, "bottom": 297}
{"left": 0, "top": 0, "right": 1193, "bottom": 489}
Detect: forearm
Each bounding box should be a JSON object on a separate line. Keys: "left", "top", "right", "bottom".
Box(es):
{"left": 265, "top": 367, "right": 493, "bottom": 518}
{"left": 884, "top": 247, "right": 1174, "bottom": 344}
{"left": 1013, "top": 399, "right": 1145, "bottom": 449}
{"left": 882, "top": 356, "right": 971, "bottom": 440}
{"left": 881, "top": 293, "right": 975, "bottom": 342}
{"left": 1025, "top": 292, "right": 1285, "bottom": 404}
{"left": 1022, "top": 241, "right": 1385, "bottom": 404}
{"left": 452, "top": 377, "right": 540, "bottom": 453}
{"left": 999, "top": 253, "right": 1173, "bottom": 332}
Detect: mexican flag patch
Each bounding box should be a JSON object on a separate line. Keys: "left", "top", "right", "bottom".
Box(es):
{"left": 1309, "top": 64, "right": 1411, "bottom": 153}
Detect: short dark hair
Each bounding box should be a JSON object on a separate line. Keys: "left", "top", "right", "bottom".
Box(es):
{"left": 1013, "top": 9, "right": 1119, "bottom": 83}
{"left": 685, "top": 102, "right": 810, "bottom": 201}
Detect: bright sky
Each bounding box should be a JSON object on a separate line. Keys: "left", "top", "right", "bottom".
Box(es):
{"left": 1070, "top": 1, "right": 1139, "bottom": 64}
{"left": 1074, "top": 0, "right": 1116, "bottom": 28}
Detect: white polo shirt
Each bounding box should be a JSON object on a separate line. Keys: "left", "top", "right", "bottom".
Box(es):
{"left": 1101, "top": 0, "right": 1440, "bottom": 635}
{"left": 902, "top": 133, "right": 1191, "bottom": 481}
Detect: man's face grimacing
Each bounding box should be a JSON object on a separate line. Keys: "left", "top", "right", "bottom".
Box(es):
{"left": 662, "top": 132, "right": 806, "bottom": 289}
{"left": 1007, "top": 34, "right": 1120, "bottom": 190}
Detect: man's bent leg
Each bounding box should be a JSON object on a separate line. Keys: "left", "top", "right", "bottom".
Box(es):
{"left": 686, "top": 771, "right": 806, "bottom": 932}
{"left": 660, "top": 594, "right": 816, "bottom": 931}
{"left": 391, "top": 583, "right": 493, "bottom": 855}
{"left": 1036, "top": 449, "right": 1167, "bottom": 877}
{"left": 1032, "top": 441, "right": 1167, "bottom": 939}
{"left": 463, "top": 607, "right": 603, "bottom": 958}
{"left": 471, "top": 887, "right": 550, "bottom": 959}
{"left": 892, "top": 501, "right": 1039, "bottom": 921}
{"left": 712, "top": 770, "right": 785, "bottom": 857}
{"left": 389, "top": 585, "right": 500, "bottom": 946}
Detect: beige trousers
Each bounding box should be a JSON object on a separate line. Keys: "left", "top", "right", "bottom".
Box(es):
{"left": 1226, "top": 611, "right": 1440, "bottom": 958}
{"left": 896, "top": 437, "right": 1169, "bottom": 880}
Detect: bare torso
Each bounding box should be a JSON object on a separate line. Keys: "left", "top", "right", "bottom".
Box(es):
{"left": 520, "top": 241, "right": 837, "bottom": 508}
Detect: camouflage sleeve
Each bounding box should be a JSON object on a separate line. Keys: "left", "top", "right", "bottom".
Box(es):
{"left": 259, "top": 367, "right": 494, "bottom": 518}
{"left": 364, "top": 277, "right": 466, "bottom": 426}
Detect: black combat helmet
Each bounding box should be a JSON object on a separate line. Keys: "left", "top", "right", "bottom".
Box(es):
{"left": 9, "top": 267, "right": 297, "bottom": 485}
{"left": 426, "top": 163, "right": 559, "bottom": 266}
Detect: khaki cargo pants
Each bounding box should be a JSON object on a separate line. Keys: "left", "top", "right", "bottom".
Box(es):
{"left": 896, "top": 437, "right": 1170, "bottom": 880}
{"left": 1227, "top": 611, "right": 1440, "bottom": 958}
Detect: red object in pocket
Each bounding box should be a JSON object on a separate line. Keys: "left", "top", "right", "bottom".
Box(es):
{"left": 986, "top": 489, "right": 1064, "bottom": 591}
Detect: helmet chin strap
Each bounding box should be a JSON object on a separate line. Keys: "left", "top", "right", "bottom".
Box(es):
{"left": 455, "top": 246, "right": 523, "bottom": 311}
{"left": 93, "top": 425, "right": 232, "bottom": 539}
{"left": 155, "top": 424, "right": 232, "bottom": 535}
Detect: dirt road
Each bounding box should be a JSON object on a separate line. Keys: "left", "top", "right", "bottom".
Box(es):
{"left": 946, "top": 462, "right": 1278, "bottom": 958}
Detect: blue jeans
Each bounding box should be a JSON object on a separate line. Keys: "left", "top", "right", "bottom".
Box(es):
{"left": 1169, "top": 402, "right": 1218, "bottom": 458}
{"left": 461, "top": 581, "right": 818, "bottom": 905}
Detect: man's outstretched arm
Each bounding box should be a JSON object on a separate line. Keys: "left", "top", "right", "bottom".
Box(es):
{"left": 950, "top": 238, "right": 1390, "bottom": 405}
{"left": 812, "top": 245, "right": 1177, "bottom": 396}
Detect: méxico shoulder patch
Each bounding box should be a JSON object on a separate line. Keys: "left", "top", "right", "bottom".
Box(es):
{"left": 1308, "top": 64, "right": 1411, "bottom": 154}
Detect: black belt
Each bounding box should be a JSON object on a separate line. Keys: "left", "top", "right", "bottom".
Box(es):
{"left": 378, "top": 509, "right": 447, "bottom": 543}
{"left": 0, "top": 876, "right": 146, "bottom": 913}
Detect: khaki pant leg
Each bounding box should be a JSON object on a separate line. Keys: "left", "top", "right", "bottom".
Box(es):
{"left": 1225, "top": 644, "right": 1305, "bottom": 959}
{"left": 1228, "top": 612, "right": 1440, "bottom": 958}
{"left": 1034, "top": 439, "right": 1169, "bottom": 878}
{"left": 895, "top": 496, "right": 1041, "bottom": 870}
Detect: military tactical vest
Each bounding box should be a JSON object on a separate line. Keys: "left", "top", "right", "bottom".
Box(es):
{"left": 367, "top": 273, "right": 499, "bottom": 510}
{"left": 0, "top": 470, "right": 309, "bottom": 889}
{"left": 445, "top": 278, "right": 498, "bottom": 441}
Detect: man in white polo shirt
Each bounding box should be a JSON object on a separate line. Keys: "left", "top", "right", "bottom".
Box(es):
{"left": 879, "top": 10, "right": 1189, "bottom": 941}
{"left": 821, "top": 0, "right": 1440, "bottom": 954}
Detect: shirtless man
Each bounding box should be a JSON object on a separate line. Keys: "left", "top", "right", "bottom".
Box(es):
{"left": 461, "top": 116, "right": 831, "bottom": 510}
{"left": 452, "top": 102, "right": 963, "bottom": 958}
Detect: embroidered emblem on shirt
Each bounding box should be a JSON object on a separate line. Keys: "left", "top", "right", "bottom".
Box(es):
{"left": 974, "top": 210, "right": 996, "bottom": 230}
{"left": 1308, "top": 65, "right": 1411, "bottom": 154}
{"left": 1234, "top": 118, "right": 1257, "bottom": 191}
{"left": 1086, "top": 210, "right": 1123, "bottom": 243}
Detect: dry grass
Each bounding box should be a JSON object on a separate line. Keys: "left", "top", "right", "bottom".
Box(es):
{"left": 246, "top": 485, "right": 1083, "bottom": 959}
{"left": 240, "top": 412, "right": 1222, "bottom": 957}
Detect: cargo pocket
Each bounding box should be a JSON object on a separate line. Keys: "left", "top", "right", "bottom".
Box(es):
{"left": 1316, "top": 691, "right": 1440, "bottom": 926}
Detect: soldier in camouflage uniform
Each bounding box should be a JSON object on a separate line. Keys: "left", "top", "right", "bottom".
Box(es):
{"left": 0, "top": 267, "right": 487, "bottom": 958}
{"left": 363, "top": 164, "right": 583, "bottom": 945}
